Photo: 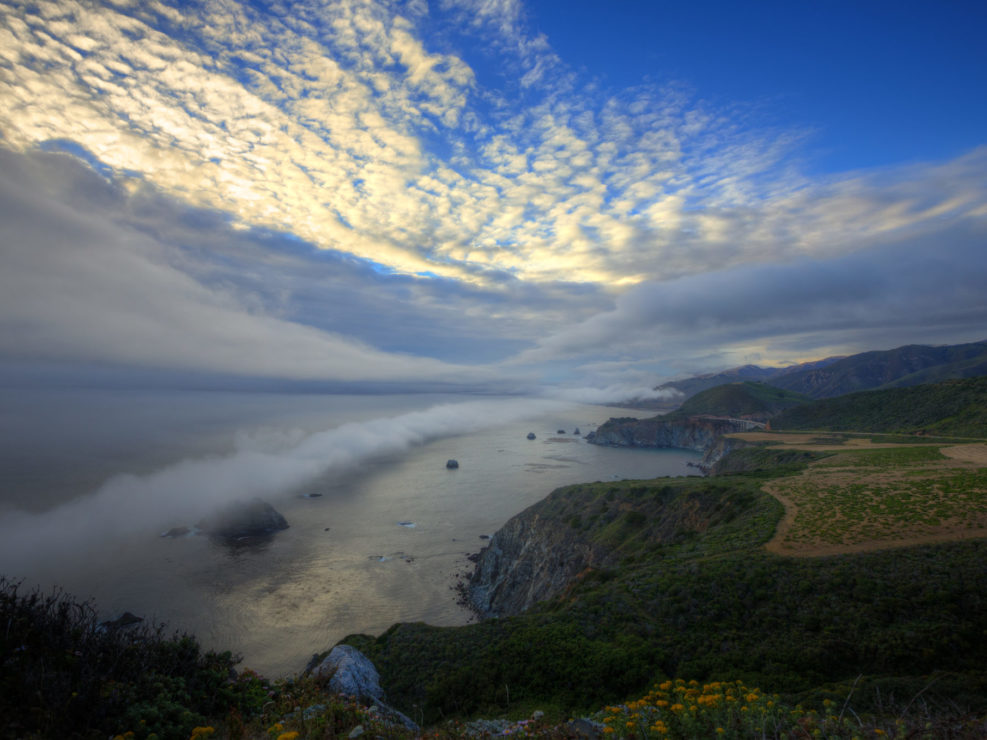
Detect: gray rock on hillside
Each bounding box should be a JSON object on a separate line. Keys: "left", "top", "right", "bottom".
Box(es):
{"left": 198, "top": 498, "right": 289, "bottom": 539}
{"left": 315, "top": 644, "right": 384, "bottom": 701}
{"left": 314, "top": 646, "right": 418, "bottom": 731}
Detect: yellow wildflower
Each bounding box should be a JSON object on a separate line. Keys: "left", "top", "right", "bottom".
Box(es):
{"left": 277, "top": 733, "right": 300, "bottom": 740}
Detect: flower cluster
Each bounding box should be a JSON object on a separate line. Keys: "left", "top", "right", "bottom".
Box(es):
{"left": 599, "top": 679, "right": 854, "bottom": 739}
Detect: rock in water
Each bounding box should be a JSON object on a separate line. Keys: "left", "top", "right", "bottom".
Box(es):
{"left": 198, "top": 498, "right": 289, "bottom": 539}
{"left": 526, "top": 432, "right": 536, "bottom": 440}
{"left": 315, "top": 645, "right": 384, "bottom": 701}
{"left": 446, "top": 459, "right": 459, "bottom": 469}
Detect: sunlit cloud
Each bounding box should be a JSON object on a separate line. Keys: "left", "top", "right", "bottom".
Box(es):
{"left": 8, "top": 0, "right": 980, "bottom": 292}
{"left": 0, "top": 0, "right": 985, "bottom": 390}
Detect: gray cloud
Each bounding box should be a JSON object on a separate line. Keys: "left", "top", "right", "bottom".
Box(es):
{"left": 0, "top": 149, "right": 500, "bottom": 383}
{"left": 513, "top": 218, "right": 987, "bottom": 375}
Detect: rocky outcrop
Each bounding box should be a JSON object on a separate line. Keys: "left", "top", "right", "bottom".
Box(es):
{"left": 468, "top": 506, "right": 606, "bottom": 618}
{"left": 198, "top": 498, "right": 289, "bottom": 539}
{"left": 313, "top": 645, "right": 418, "bottom": 731}
{"left": 587, "top": 415, "right": 752, "bottom": 454}
{"left": 468, "top": 478, "right": 761, "bottom": 619}
{"left": 701, "top": 434, "right": 750, "bottom": 472}
{"left": 315, "top": 645, "right": 384, "bottom": 701}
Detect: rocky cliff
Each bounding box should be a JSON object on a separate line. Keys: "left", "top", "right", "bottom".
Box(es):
{"left": 468, "top": 479, "right": 760, "bottom": 618}
{"left": 587, "top": 415, "right": 754, "bottom": 470}
{"left": 467, "top": 503, "right": 606, "bottom": 618}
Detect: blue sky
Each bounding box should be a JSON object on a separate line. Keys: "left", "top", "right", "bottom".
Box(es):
{"left": 0, "top": 0, "right": 985, "bottom": 398}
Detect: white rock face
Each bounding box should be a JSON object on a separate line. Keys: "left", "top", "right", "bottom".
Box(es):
{"left": 315, "top": 645, "right": 384, "bottom": 701}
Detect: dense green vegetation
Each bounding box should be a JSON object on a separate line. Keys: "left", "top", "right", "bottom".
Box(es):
{"left": 668, "top": 381, "right": 810, "bottom": 420}
{"left": 0, "top": 578, "right": 253, "bottom": 738}
{"left": 772, "top": 377, "right": 987, "bottom": 437}
{"left": 710, "top": 445, "right": 830, "bottom": 476}
{"left": 344, "top": 472, "right": 987, "bottom": 726}
{"left": 0, "top": 578, "right": 417, "bottom": 739}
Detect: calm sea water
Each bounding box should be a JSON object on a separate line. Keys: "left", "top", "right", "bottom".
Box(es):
{"left": 0, "top": 389, "right": 698, "bottom": 676}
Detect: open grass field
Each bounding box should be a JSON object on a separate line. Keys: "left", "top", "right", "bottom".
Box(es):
{"left": 728, "top": 432, "right": 987, "bottom": 556}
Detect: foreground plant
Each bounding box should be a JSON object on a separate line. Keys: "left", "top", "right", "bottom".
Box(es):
{"left": 601, "top": 679, "right": 852, "bottom": 739}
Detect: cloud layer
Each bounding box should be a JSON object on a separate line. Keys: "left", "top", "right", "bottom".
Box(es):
{"left": 0, "top": 0, "right": 985, "bottom": 387}
{"left": 4, "top": 0, "right": 982, "bottom": 290}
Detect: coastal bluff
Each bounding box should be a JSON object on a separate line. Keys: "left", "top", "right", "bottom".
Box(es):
{"left": 587, "top": 414, "right": 758, "bottom": 470}
{"left": 467, "top": 479, "right": 762, "bottom": 618}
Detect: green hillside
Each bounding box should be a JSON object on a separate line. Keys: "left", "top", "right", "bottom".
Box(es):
{"left": 670, "top": 381, "right": 810, "bottom": 420}
{"left": 772, "top": 376, "right": 987, "bottom": 437}
{"left": 345, "top": 472, "right": 987, "bottom": 726}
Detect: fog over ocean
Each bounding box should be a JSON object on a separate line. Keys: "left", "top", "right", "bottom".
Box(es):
{"left": 0, "top": 389, "right": 698, "bottom": 676}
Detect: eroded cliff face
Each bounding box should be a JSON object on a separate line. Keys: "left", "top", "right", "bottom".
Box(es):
{"left": 468, "top": 480, "right": 758, "bottom": 618}
{"left": 587, "top": 415, "right": 753, "bottom": 472}
{"left": 468, "top": 507, "right": 605, "bottom": 618}
{"left": 587, "top": 415, "right": 746, "bottom": 451}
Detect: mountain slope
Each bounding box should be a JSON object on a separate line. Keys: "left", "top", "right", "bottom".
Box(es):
{"left": 772, "top": 376, "right": 987, "bottom": 437}
{"left": 767, "top": 341, "right": 987, "bottom": 399}
{"left": 670, "top": 381, "right": 810, "bottom": 420}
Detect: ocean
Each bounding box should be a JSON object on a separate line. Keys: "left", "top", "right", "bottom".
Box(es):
{"left": 0, "top": 389, "right": 699, "bottom": 676}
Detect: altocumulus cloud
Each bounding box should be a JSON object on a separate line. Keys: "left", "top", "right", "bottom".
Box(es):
{"left": 1, "top": 0, "right": 986, "bottom": 387}
{"left": 5, "top": 0, "right": 956, "bottom": 289}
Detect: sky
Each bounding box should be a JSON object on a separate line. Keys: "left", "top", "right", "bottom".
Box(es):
{"left": 1, "top": 0, "right": 986, "bottom": 398}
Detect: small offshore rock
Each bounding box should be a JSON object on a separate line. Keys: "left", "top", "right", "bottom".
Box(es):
{"left": 446, "top": 459, "right": 459, "bottom": 469}
{"left": 557, "top": 429, "right": 565, "bottom": 434}
{"left": 198, "top": 498, "right": 288, "bottom": 539}
{"left": 160, "top": 526, "right": 189, "bottom": 538}
{"left": 526, "top": 432, "right": 536, "bottom": 440}
{"left": 573, "top": 427, "right": 580, "bottom": 435}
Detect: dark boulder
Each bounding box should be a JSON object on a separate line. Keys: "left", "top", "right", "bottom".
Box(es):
{"left": 446, "top": 459, "right": 459, "bottom": 469}
{"left": 101, "top": 611, "right": 143, "bottom": 630}
{"left": 198, "top": 498, "right": 289, "bottom": 539}
{"left": 526, "top": 432, "right": 536, "bottom": 440}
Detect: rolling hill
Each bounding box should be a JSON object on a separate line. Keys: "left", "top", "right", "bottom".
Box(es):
{"left": 771, "top": 375, "right": 987, "bottom": 437}
{"left": 669, "top": 381, "right": 810, "bottom": 421}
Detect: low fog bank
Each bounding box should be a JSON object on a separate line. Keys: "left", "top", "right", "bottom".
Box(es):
{"left": 0, "top": 395, "right": 570, "bottom": 584}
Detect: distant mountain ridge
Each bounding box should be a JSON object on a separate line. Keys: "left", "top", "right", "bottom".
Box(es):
{"left": 768, "top": 340, "right": 987, "bottom": 399}
{"left": 653, "top": 340, "right": 987, "bottom": 405}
